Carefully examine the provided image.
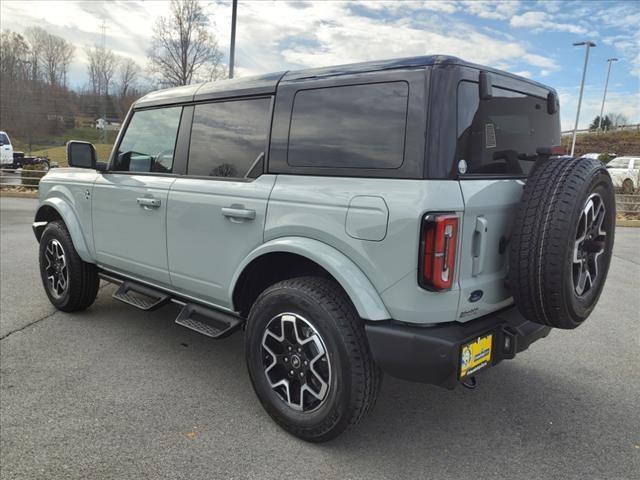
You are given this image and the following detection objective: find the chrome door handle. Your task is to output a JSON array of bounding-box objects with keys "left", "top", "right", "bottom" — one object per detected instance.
[
  {"left": 136, "top": 197, "right": 161, "bottom": 209},
  {"left": 221, "top": 206, "right": 256, "bottom": 221}
]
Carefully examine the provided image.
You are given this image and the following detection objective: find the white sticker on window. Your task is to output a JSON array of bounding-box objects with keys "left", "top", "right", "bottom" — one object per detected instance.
[{"left": 485, "top": 123, "right": 496, "bottom": 149}]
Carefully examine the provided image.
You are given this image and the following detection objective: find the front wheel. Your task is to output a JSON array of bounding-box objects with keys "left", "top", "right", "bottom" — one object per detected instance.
[
  {"left": 245, "top": 277, "right": 381, "bottom": 442},
  {"left": 39, "top": 221, "right": 99, "bottom": 312}
]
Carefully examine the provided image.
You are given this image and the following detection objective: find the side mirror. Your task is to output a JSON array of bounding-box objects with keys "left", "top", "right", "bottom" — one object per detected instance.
[{"left": 67, "top": 141, "right": 96, "bottom": 169}]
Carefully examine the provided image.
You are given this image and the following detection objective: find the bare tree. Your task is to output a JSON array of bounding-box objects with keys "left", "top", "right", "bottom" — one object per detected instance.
[
  {"left": 25, "top": 27, "right": 74, "bottom": 87},
  {"left": 24, "top": 26, "right": 46, "bottom": 83},
  {"left": 608, "top": 112, "right": 629, "bottom": 128},
  {"left": 0, "top": 31, "right": 47, "bottom": 145},
  {"left": 85, "top": 45, "right": 118, "bottom": 97},
  {"left": 117, "top": 58, "right": 140, "bottom": 99},
  {"left": 147, "top": 0, "right": 225, "bottom": 87}
]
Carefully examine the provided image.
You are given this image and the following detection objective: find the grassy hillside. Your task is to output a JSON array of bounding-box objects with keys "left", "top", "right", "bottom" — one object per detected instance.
[
  {"left": 561, "top": 129, "right": 640, "bottom": 159},
  {"left": 12, "top": 127, "right": 118, "bottom": 154},
  {"left": 32, "top": 144, "right": 114, "bottom": 167},
  {"left": 10, "top": 126, "right": 117, "bottom": 167}
]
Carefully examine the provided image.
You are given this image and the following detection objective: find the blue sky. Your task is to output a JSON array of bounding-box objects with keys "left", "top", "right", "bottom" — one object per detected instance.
[{"left": 2, "top": 0, "right": 638, "bottom": 130}]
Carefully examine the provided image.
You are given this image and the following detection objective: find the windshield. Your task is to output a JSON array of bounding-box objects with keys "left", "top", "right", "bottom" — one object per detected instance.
[
  {"left": 606, "top": 158, "right": 630, "bottom": 168},
  {"left": 0, "top": 133, "right": 9, "bottom": 144},
  {"left": 456, "top": 81, "right": 560, "bottom": 176}
]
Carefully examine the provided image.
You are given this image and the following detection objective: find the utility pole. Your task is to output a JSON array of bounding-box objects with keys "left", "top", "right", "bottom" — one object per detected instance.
[
  {"left": 100, "top": 19, "right": 108, "bottom": 145},
  {"left": 570, "top": 41, "right": 596, "bottom": 157},
  {"left": 598, "top": 57, "right": 618, "bottom": 131},
  {"left": 229, "top": 0, "right": 237, "bottom": 79}
]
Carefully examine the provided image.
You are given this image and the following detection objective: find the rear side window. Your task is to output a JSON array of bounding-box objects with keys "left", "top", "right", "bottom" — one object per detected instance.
[
  {"left": 288, "top": 82, "right": 409, "bottom": 169},
  {"left": 456, "top": 81, "right": 560, "bottom": 176},
  {"left": 188, "top": 98, "right": 271, "bottom": 178},
  {"left": 114, "top": 107, "right": 182, "bottom": 173}
]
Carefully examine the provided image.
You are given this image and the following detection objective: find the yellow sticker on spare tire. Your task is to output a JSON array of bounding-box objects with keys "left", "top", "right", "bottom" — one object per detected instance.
[{"left": 460, "top": 334, "right": 493, "bottom": 379}]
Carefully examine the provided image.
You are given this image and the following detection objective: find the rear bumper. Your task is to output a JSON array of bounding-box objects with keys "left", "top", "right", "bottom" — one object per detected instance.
[{"left": 365, "top": 307, "right": 550, "bottom": 389}]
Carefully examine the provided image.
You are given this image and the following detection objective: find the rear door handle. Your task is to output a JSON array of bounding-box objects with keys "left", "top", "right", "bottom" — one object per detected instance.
[
  {"left": 136, "top": 197, "right": 161, "bottom": 209},
  {"left": 472, "top": 216, "right": 488, "bottom": 277},
  {"left": 222, "top": 206, "right": 256, "bottom": 222}
]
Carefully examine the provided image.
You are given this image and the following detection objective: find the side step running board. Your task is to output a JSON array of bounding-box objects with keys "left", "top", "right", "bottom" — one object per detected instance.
[
  {"left": 175, "top": 303, "right": 244, "bottom": 339},
  {"left": 112, "top": 281, "right": 171, "bottom": 311}
]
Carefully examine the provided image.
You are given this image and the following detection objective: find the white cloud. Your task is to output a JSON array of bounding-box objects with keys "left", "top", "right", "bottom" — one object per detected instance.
[
  {"left": 460, "top": 0, "right": 520, "bottom": 20},
  {"left": 510, "top": 11, "right": 546, "bottom": 27},
  {"left": 510, "top": 10, "right": 588, "bottom": 35},
  {"left": 360, "top": 0, "right": 458, "bottom": 14},
  {"left": 522, "top": 53, "right": 557, "bottom": 70},
  {"left": 221, "top": 1, "right": 559, "bottom": 77},
  {"left": 558, "top": 87, "right": 640, "bottom": 131}
]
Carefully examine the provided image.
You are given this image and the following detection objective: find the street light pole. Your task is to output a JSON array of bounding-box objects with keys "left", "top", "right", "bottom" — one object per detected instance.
[
  {"left": 229, "top": 0, "right": 237, "bottom": 79},
  {"left": 597, "top": 57, "right": 618, "bottom": 131},
  {"left": 571, "top": 41, "right": 596, "bottom": 157}
]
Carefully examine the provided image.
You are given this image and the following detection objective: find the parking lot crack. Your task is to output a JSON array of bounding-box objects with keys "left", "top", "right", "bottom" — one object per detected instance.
[{"left": 0, "top": 310, "right": 60, "bottom": 341}]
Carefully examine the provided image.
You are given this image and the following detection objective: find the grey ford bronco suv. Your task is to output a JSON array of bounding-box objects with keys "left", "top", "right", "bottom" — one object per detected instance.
[{"left": 34, "top": 56, "right": 615, "bottom": 442}]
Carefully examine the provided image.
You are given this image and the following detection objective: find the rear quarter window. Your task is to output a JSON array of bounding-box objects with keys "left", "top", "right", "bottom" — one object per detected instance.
[{"left": 287, "top": 81, "right": 409, "bottom": 169}]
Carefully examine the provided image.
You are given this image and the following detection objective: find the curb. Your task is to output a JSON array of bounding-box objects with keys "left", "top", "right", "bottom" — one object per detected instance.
[
  {"left": 616, "top": 219, "right": 640, "bottom": 227},
  {"left": 0, "top": 191, "right": 39, "bottom": 199}
]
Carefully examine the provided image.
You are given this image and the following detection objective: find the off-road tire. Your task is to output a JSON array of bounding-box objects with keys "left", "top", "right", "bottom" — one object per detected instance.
[
  {"left": 39, "top": 220, "right": 99, "bottom": 312},
  {"left": 245, "top": 276, "right": 382, "bottom": 442},
  {"left": 509, "top": 157, "right": 615, "bottom": 329}
]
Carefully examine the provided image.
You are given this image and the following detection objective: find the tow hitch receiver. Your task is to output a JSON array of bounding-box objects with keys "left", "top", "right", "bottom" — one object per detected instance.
[{"left": 461, "top": 376, "right": 477, "bottom": 390}]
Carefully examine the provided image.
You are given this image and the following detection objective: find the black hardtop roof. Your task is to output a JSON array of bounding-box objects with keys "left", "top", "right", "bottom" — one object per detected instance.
[{"left": 134, "top": 55, "right": 555, "bottom": 108}]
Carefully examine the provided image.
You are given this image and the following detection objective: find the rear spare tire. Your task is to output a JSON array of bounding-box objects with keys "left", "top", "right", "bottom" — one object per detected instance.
[{"left": 509, "top": 157, "right": 615, "bottom": 329}]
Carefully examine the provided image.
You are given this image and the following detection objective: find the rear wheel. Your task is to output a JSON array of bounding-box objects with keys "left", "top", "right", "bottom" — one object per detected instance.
[
  {"left": 39, "top": 221, "right": 99, "bottom": 312},
  {"left": 509, "top": 157, "right": 615, "bottom": 329},
  {"left": 245, "top": 276, "right": 381, "bottom": 442},
  {"left": 622, "top": 178, "right": 634, "bottom": 194}
]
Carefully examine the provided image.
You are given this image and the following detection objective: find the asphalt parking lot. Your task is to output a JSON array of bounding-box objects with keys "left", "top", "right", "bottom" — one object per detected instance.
[{"left": 1, "top": 196, "right": 639, "bottom": 480}]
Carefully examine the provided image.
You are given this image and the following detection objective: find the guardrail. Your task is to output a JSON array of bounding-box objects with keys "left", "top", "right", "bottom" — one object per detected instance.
[
  {"left": 561, "top": 123, "right": 640, "bottom": 135},
  {"left": 616, "top": 194, "right": 640, "bottom": 214},
  {"left": 0, "top": 167, "right": 47, "bottom": 190}
]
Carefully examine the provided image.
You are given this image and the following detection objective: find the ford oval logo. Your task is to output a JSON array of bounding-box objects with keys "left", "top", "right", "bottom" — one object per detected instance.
[{"left": 469, "top": 290, "right": 483, "bottom": 303}]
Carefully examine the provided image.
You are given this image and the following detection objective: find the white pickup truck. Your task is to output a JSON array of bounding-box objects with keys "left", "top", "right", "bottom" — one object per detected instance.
[{"left": 0, "top": 131, "right": 13, "bottom": 167}]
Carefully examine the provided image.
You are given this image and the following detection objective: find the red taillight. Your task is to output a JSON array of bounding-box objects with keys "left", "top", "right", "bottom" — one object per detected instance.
[
  {"left": 419, "top": 214, "right": 458, "bottom": 291},
  {"left": 536, "top": 145, "right": 566, "bottom": 156}
]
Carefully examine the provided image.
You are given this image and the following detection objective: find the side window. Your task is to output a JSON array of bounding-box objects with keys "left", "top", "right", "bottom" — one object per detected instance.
[
  {"left": 187, "top": 98, "right": 271, "bottom": 178},
  {"left": 113, "top": 107, "right": 182, "bottom": 173},
  {"left": 287, "top": 82, "right": 409, "bottom": 169}
]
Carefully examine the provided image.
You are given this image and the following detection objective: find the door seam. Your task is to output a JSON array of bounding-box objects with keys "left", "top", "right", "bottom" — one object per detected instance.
[{"left": 165, "top": 178, "right": 178, "bottom": 286}]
